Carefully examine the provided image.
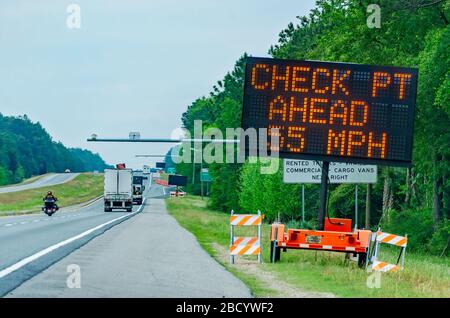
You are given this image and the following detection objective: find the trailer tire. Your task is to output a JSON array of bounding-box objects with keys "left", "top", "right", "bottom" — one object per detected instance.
[{"left": 127, "top": 208, "right": 132, "bottom": 212}]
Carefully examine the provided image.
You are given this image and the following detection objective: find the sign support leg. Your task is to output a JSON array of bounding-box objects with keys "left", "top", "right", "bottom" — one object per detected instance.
[
  {"left": 201, "top": 161, "right": 204, "bottom": 200},
  {"left": 230, "top": 210, "right": 235, "bottom": 264},
  {"left": 301, "top": 184, "right": 305, "bottom": 224},
  {"left": 318, "top": 161, "right": 329, "bottom": 231},
  {"left": 257, "top": 210, "right": 262, "bottom": 263},
  {"left": 355, "top": 184, "right": 358, "bottom": 230}
]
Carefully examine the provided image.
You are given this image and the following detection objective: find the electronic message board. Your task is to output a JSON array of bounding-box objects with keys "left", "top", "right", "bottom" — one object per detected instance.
[
  {"left": 156, "top": 162, "right": 166, "bottom": 169},
  {"left": 242, "top": 57, "right": 418, "bottom": 166},
  {"left": 168, "top": 175, "right": 188, "bottom": 187}
]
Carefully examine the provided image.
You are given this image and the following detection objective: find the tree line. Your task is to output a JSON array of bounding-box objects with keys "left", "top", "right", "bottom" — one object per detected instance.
[
  {"left": 0, "top": 113, "right": 110, "bottom": 185},
  {"left": 176, "top": 0, "right": 450, "bottom": 255}
]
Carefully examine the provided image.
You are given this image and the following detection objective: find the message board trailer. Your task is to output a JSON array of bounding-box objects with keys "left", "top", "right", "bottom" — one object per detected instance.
[
  {"left": 242, "top": 57, "right": 417, "bottom": 269},
  {"left": 168, "top": 175, "right": 188, "bottom": 187},
  {"left": 242, "top": 56, "right": 418, "bottom": 230}
]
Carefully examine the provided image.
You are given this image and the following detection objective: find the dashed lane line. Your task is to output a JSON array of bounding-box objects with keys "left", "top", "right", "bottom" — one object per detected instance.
[{"left": 2, "top": 212, "right": 87, "bottom": 228}]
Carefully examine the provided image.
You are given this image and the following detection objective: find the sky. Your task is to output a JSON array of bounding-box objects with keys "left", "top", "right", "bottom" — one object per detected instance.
[{"left": 0, "top": 0, "right": 316, "bottom": 169}]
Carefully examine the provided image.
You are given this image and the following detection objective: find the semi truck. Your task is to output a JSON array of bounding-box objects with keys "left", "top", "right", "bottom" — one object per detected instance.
[
  {"left": 132, "top": 172, "right": 145, "bottom": 205},
  {"left": 104, "top": 168, "right": 133, "bottom": 212}
]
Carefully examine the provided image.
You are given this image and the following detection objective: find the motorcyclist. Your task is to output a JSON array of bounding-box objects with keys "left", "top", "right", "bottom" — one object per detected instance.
[{"left": 43, "top": 191, "right": 59, "bottom": 210}]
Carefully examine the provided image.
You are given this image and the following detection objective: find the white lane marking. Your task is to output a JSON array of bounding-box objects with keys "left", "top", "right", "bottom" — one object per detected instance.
[
  {"left": 81, "top": 196, "right": 104, "bottom": 209},
  {"left": 4, "top": 224, "right": 12, "bottom": 227},
  {"left": 0, "top": 199, "right": 146, "bottom": 279},
  {"left": 19, "top": 222, "right": 27, "bottom": 225}
]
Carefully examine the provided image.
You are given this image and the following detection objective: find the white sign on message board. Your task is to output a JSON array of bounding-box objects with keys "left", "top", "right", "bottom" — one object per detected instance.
[{"left": 283, "top": 159, "right": 377, "bottom": 184}]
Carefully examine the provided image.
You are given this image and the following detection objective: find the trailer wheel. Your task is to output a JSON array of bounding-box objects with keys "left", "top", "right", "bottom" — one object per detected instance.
[
  {"left": 270, "top": 241, "right": 281, "bottom": 263},
  {"left": 127, "top": 208, "right": 132, "bottom": 212}
]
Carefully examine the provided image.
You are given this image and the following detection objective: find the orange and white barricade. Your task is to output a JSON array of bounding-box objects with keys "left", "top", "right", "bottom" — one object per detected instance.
[
  {"left": 369, "top": 229, "right": 407, "bottom": 272},
  {"left": 170, "top": 190, "right": 186, "bottom": 197},
  {"left": 229, "top": 210, "right": 262, "bottom": 264}
]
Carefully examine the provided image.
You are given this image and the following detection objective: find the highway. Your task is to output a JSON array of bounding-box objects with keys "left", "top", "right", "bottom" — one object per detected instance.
[
  {"left": 0, "top": 173, "right": 80, "bottom": 194},
  {"left": 0, "top": 182, "right": 251, "bottom": 297},
  {"left": 0, "top": 179, "right": 155, "bottom": 295}
]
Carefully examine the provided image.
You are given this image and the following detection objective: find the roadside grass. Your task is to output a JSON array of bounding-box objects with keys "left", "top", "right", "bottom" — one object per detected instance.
[
  {"left": 0, "top": 173, "right": 48, "bottom": 188},
  {"left": 0, "top": 173, "right": 104, "bottom": 216},
  {"left": 166, "top": 196, "right": 450, "bottom": 298}
]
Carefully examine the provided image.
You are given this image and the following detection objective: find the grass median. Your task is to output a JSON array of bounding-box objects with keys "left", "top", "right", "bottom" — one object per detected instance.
[
  {"left": 166, "top": 195, "right": 450, "bottom": 298},
  {"left": 0, "top": 173, "right": 104, "bottom": 216},
  {"left": 0, "top": 173, "right": 48, "bottom": 188}
]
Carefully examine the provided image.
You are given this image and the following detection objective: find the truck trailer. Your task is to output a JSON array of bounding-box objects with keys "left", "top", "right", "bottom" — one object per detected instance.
[{"left": 104, "top": 168, "right": 133, "bottom": 212}]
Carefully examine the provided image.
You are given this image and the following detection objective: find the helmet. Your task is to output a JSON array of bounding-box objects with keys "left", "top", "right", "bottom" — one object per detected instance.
[{"left": 47, "top": 191, "right": 52, "bottom": 195}]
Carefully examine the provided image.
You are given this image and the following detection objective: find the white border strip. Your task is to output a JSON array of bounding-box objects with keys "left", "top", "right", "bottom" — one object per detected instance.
[{"left": 0, "top": 199, "right": 146, "bottom": 279}]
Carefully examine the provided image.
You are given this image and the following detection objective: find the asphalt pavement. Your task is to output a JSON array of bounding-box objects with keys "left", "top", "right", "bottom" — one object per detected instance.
[
  {"left": 0, "top": 173, "right": 80, "bottom": 194},
  {"left": 3, "top": 184, "right": 252, "bottom": 298}
]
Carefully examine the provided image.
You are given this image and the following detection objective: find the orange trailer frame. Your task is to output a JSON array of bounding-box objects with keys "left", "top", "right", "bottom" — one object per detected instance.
[{"left": 270, "top": 217, "right": 373, "bottom": 266}]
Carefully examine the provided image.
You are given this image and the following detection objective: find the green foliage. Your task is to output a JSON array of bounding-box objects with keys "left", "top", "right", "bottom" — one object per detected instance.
[
  {"left": 428, "top": 220, "right": 450, "bottom": 256},
  {"left": 0, "top": 114, "right": 109, "bottom": 185},
  {"left": 329, "top": 184, "right": 366, "bottom": 221},
  {"left": 382, "top": 208, "right": 434, "bottom": 252},
  {"left": 239, "top": 159, "right": 320, "bottom": 223},
  {"left": 0, "top": 166, "right": 10, "bottom": 186}
]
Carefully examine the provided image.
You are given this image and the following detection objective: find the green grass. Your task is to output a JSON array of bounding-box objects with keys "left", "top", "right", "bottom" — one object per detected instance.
[
  {"left": 166, "top": 196, "right": 450, "bottom": 298},
  {"left": 0, "top": 173, "right": 48, "bottom": 188},
  {"left": 0, "top": 173, "right": 104, "bottom": 215}
]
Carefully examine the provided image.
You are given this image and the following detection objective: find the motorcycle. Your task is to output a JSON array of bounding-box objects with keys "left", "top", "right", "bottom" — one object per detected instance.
[{"left": 42, "top": 198, "right": 59, "bottom": 216}]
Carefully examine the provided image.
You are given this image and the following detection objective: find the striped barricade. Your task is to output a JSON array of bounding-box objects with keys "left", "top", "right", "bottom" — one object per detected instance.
[
  {"left": 230, "top": 237, "right": 261, "bottom": 255},
  {"left": 369, "top": 229, "right": 407, "bottom": 273},
  {"left": 230, "top": 214, "right": 262, "bottom": 226},
  {"left": 229, "top": 210, "right": 262, "bottom": 264},
  {"left": 371, "top": 260, "right": 401, "bottom": 273},
  {"left": 376, "top": 231, "right": 407, "bottom": 247},
  {"left": 170, "top": 191, "right": 186, "bottom": 197}
]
